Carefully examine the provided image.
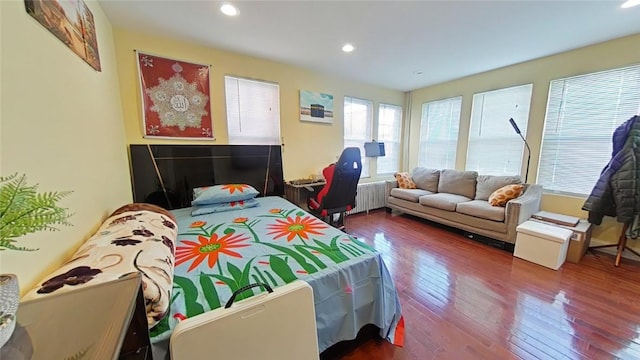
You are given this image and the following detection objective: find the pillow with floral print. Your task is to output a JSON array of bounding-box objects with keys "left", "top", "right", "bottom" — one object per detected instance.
[
  {"left": 192, "top": 184, "right": 259, "bottom": 206},
  {"left": 191, "top": 198, "right": 259, "bottom": 216}
]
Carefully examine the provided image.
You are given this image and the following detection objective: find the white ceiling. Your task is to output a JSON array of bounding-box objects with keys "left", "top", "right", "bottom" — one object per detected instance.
[{"left": 99, "top": 0, "right": 640, "bottom": 92}]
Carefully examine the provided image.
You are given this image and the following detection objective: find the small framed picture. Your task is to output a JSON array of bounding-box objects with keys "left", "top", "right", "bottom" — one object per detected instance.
[
  {"left": 25, "top": 0, "right": 101, "bottom": 71},
  {"left": 300, "top": 90, "right": 334, "bottom": 124}
]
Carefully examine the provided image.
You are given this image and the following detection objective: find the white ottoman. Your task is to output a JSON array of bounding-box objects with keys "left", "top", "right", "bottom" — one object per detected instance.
[{"left": 514, "top": 220, "right": 573, "bottom": 270}]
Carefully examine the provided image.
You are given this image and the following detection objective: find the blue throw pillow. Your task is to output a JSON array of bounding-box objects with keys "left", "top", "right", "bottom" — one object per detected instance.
[
  {"left": 191, "top": 198, "right": 259, "bottom": 216},
  {"left": 192, "top": 184, "right": 259, "bottom": 206}
]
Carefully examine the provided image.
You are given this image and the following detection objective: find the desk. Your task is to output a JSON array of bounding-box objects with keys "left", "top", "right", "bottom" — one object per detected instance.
[{"left": 285, "top": 181, "right": 325, "bottom": 210}]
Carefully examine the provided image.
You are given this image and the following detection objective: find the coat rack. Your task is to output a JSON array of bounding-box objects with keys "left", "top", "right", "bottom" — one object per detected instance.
[
  {"left": 583, "top": 115, "right": 640, "bottom": 267},
  {"left": 590, "top": 222, "right": 640, "bottom": 266}
]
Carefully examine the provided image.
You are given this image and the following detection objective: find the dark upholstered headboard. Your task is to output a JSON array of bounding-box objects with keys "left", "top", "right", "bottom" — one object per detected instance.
[{"left": 129, "top": 144, "right": 284, "bottom": 210}]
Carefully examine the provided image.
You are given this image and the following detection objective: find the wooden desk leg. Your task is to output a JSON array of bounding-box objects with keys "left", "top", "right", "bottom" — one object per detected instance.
[{"left": 615, "top": 223, "right": 630, "bottom": 267}]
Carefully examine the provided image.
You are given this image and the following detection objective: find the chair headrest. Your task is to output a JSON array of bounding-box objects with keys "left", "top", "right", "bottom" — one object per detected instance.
[{"left": 337, "top": 147, "right": 361, "bottom": 170}]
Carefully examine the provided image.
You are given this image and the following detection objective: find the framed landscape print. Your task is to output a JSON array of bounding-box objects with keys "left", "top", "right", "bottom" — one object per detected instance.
[
  {"left": 300, "top": 90, "right": 334, "bottom": 124},
  {"left": 25, "top": 0, "right": 101, "bottom": 71},
  {"left": 136, "top": 51, "right": 213, "bottom": 140}
]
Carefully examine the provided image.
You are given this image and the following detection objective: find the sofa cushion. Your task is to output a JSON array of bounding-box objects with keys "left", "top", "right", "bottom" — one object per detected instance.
[
  {"left": 390, "top": 188, "right": 434, "bottom": 202},
  {"left": 437, "top": 169, "right": 478, "bottom": 199},
  {"left": 411, "top": 166, "right": 440, "bottom": 192},
  {"left": 395, "top": 172, "right": 416, "bottom": 189},
  {"left": 456, "top": 200, "right": 505, "bottom": 222},
  {"left": 489, "top": 184, "right": 524, "bottom": 207},
  {"left": 412, "top": 167, "right": 440, "bottom": 192},
  {"left": 419, "top": 193, "right": 471, "bottom": 211},
  {"left": 475, "top": 175, "right": 522, "bottom": 200}
]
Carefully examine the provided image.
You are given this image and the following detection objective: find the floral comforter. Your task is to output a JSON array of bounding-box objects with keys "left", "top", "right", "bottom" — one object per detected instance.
[
  {"left": 151, "top": 196, "right": 403, "bottom": 354},
  {"left": 23, "top": 209, "right": 178, "bottom": 328}
]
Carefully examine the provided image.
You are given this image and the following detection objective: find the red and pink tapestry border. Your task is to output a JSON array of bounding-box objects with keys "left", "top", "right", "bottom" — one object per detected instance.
[{"left": 136, "top": 51, "right": 213, "bottom": 140}]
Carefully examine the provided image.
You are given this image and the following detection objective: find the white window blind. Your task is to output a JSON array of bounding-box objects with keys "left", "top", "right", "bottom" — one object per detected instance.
[
  {"left": 538, "top": 64, "right": 640, "bottom": 196},
  {"left": 344, "top": 96, "right": 373, "bottom": 178},
  {"left": 418, "top": 96, "right": 462, "bottom": 170},
  {"left": 377, "top": 103, "right": 402, "bottom": 175},
  {"left": 466, "top": 84, "right": 533, "bottom": 177},
  {"left": 224, "top": 76, "right": 281, "bottom": 145}
]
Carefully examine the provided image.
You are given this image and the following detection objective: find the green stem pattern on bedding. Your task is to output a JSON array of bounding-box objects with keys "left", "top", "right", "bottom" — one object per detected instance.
[
  {"left": 268, "top": 255, "right": 297, "bottom": 283},
  {"left": 173, "top": 276, "right": 205, "bottom": 317},
  {"left": 151, "top": 201, "right": 382, "bottom": 342},
  {"left": 230, "top": 219, "right": 262, "bottom": 242},
  {"left": 293, "top": 245, "right": 327, "bottom": 269},
  {"left": 258, "top": 242, "right": 318, "bottom": 274},
  {"left": 199, "top": 274, "right": 220, "bottom": 310}
]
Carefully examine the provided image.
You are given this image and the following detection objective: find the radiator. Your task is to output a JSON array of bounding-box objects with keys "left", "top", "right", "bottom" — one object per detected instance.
[{"left": 348, "top": 181, "right": 387, "bottom": 214}]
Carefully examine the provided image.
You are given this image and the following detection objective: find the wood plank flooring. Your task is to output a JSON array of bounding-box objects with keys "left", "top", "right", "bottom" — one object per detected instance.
[{"left": 323, "top": 210, "right": 640, "bottom": 360}]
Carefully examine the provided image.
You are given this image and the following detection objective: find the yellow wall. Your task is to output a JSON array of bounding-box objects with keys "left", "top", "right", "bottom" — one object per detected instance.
[
  {"left": 1, "top": 0, "right": 636, "bottom": 291},
  {"left": 112, "top": 28, "right": 405, "bottom": 181},
  {"left": 0, "top": 0, "right": 132, "bottom": 293},
  {"left": 408, "top": 33, "right": 640, "bottom": 253}
]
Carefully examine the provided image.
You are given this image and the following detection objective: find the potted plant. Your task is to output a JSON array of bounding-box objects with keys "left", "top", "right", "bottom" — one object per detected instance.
[
  {"left": 0, "top": 173, "right": 72, "bottom": 348},
  {"left": 0, "top": 173, "right": 72, "bottom": 251}
]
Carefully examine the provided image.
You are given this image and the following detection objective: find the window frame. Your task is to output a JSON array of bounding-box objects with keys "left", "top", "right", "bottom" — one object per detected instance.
[
  {"left": 376, "top": 103, "right": 403, "bottom": 175},
  {"left": 466, "top": 83, "right": 534, "bottom": 178},
  {"left": 344, "top": 96, "right": 374, "bottom": 178},
  {"left": 537, "top": 64, "right": 640, "bottom": 196},
  {"left": 418, "top": 96, "right": 462, "bottom": 170},
  {"left": 224, "top": 75, "right": 281, "bottom": 145}
]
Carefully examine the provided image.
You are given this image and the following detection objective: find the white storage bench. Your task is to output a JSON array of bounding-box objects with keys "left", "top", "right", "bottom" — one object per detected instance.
[{"left": 514, "top": 220, "right": 573, "bottom": 270}]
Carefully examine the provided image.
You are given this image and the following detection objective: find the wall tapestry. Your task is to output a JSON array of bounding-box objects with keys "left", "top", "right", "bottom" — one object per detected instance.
[
  {"left": 300, "top": 90, "right": 334, "bottom": 124},
  {"left": 136, "top": 51, "right": 213, "bottom": 140},
  {"left": 25, "top": 0, "right": 101, "bottom": 71}
]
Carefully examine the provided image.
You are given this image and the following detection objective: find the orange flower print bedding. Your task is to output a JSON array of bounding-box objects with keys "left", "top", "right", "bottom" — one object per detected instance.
[{"left": 153, "top": 196, "right": 377, "bottom": 341}]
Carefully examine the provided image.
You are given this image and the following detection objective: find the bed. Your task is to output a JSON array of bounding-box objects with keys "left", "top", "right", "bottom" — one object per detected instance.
[
  {"left": 151, "top": 195, "right": 404, "bottom": 358},
  {"left": 25, "top": 145, "right": 404, "bottom": 358}
]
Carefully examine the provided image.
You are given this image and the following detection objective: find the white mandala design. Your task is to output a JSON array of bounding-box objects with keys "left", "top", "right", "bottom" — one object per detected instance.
[{"left": 145, "top": 70, "right": 209, "bottom": 131}]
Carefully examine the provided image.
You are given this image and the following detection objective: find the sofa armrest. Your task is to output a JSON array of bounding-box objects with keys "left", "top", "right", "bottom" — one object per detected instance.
[
  {"left": 385, "top": 179, "right": 398, "bottom": 195},
  {"left": 504, "top": 184, "right": 542, "bottom": 243},
  {"left": 385, "top": 180, "right": 398, "bottom": 206}
]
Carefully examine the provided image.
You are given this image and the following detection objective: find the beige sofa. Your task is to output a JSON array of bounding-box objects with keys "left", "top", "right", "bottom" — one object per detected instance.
[{"left": 386, "top": 168, "right": 542, "bottom": 247}]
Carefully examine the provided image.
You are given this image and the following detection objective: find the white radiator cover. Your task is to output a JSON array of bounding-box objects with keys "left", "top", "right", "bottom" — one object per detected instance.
[{"left": 348, "top": 181, "right": 387, "bottom": 214}]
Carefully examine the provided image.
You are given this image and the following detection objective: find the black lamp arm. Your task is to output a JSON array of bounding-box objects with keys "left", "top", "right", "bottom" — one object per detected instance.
[
  {"left": 518, "top": 132, "right": 531, "bottom": 183},
  {"left": 509, "top": 118, "right": 521, "bottom": 134},
  {"left": 509, "top": 118, "right": 531, "bottom": 183}
]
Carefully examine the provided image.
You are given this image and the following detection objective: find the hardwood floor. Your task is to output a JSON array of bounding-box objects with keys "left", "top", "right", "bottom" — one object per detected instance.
[{"left": 323, "top": 210, "right": 640, "bottom": 360}]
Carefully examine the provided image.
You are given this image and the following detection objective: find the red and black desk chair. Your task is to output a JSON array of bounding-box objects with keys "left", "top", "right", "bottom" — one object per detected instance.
[{"left": 307, "top": 147, "right": 362, "bottom": 230}]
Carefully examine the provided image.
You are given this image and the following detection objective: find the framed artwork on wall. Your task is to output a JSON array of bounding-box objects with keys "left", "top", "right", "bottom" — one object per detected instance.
[
  {"left": 300, "top": 90, "right": 334, "bottom": 124},
  {"left": 25, "top": 0, "right": 101, "bottom": 71},
  {"left": 136, "top": 51, "right": 214, "bottom": 140}
]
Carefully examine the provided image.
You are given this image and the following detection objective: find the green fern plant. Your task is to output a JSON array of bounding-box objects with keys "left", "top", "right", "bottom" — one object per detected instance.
[{"left": 0, "top": 173, "right": 72, "bottom": 251}]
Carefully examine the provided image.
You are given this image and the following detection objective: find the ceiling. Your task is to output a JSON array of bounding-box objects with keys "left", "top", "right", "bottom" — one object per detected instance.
[{"left": 99, "top": 0, "right": 640, "bottom": 92}]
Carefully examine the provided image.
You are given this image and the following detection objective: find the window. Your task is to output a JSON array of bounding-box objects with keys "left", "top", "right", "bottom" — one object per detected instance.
[
  {"left": 377, "top": 103, "right": 402, "bottom": 174},
  {"left": 466, "top": 84, "right": 533, "bottom": 177},
  {"left": 224, "top": 76, "right": 281, "bottom": 145},
  {"left": 418, "top": 96, "right": 462, "bottom": 169},
  {"left": 538, "top": 64, "right": 640, "bottom": 196},
  {"left": 344, "top": 96, "right": 373, "bottom": 177}
]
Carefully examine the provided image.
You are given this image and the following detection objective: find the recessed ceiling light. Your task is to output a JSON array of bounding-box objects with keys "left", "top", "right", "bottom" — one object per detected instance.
[
  {"left": 342, "top": 43, "right": 355, "bottom": 53},
  {"left": 220, "top": 3, "right": 239, "bottom": 16},
  {"left": 621, "top": 0, "right": 640, "bottom": 8}
]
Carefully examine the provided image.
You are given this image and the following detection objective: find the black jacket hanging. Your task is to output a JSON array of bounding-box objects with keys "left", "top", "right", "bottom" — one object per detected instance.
[{"left": 583, "top": 115, "right": 640, "bottom": 225}]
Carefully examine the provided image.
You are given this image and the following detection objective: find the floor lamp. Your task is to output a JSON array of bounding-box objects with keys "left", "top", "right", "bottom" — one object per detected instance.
[{"left": 509, "top": 118, "right": 530, "bottom": 183}]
